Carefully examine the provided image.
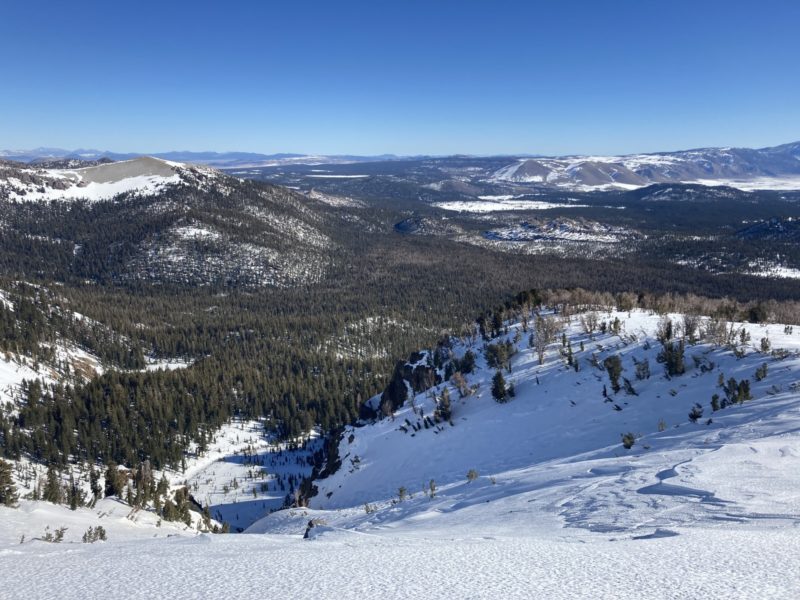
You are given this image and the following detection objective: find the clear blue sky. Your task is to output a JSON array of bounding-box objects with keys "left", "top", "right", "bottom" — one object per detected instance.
[{"left": 2, "top": 0, "right": 798, "bottom": 156}]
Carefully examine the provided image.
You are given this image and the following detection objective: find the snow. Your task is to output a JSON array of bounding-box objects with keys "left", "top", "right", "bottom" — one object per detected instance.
[
  {"left": 0, "top": 157, "right": 198, "bottom": 203},
  {"left": 305, "top": 174, "right": 369, "bottom": 179},
  {"left": 1, "top": 310, "right": 800, "bottom": 597},
  {"left": 485, "top": 219, "right": 635, "bottom": 244},
  {"left": 490, "top": 154, "right": 800, "bottom": 191},
  {"left": 306, "top": 189, "right": 366, "bottom": 208},
  {"left": 144, "top": 357, "right": 193, "bottom": 371},
  {"left": 6, "top": 173, "right": 182, "bottom": 203},
  {"left": 478, "top": 194, "right": 523, "bottom": 201},
  {"left": 169, "top": 420, "right": 320, "bottom": 532},
  {"left": 434, "top": 199, "right": 589, "bottom": 213},
  {"left": 0, "top": 289, "right": 12, "bottom": 310},
  {"left": 0, "top": 355, "right": 43, "bottom": 405},
  {"left": 0, "top": 294, "right": 105, "bottom": 404},
  {"left": 745, "top": 263, "right": 800, "bottom": 280},
  {"left": 171, "top": 225, "right": 221, "bottom": 241},
  {"left": 0, "top": 497, "right": 195, "bottom": 548},
  {"left": 692, "top": 177, "right": 800, "bottom": 191},
  {"left": 310, "top": 312, "right": 800, "bottom": 511},
  {"left": 0, "top": 525, "right": 797, "bottom": 599}
]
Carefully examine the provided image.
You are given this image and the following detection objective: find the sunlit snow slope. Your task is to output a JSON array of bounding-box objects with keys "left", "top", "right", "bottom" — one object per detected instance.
[{"left": 1, "top": 309, "right": 799, "bottom": 599}]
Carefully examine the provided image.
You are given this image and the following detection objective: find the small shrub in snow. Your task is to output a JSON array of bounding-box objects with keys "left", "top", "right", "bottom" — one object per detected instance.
[
  {"left": 82, "top": 526, "right": 107, "bottom": 543},
  {"left": 755, "top": 363, "right": 768, "bottom": 382},
  {"left": 466, "top": 469, "right": 479, "bottom": 483},
  {"left": 657, "top": 340, "right": 685, "bottom": 376},
  {"left": 41, "top": 526, "right": 67, "bottom": 543},
  {"left": 485, "top": 343, "right": 508, "bottom": 370},
  {"left": 434, "top": 388, "right": 452, "bottom": 421},
  {"left": 580, "top": 312, "right": 599, "bottom": 336},
  {"left": 634, "top": 358, "right": 650, "bottom": 380},
  {"left": 451, "top": 372, "right": 470, "bottom": 398},
  {"left": 688, "top": 403, "right": 704, "bottom": 423},
  {"left": 683, "top": 314, "right": 701, "bottom": 344},
  {"left": 723, "top": 378, "right": 752, "bottom": 406},
  {"left": 623, "top": 378, "right": 638, "bottom": 396},
  {"left": 656, "top": 317, "right": 674, "bottom": 345},
  {"left": 621, "top": 432, "right": 636, "bottom": 449}
]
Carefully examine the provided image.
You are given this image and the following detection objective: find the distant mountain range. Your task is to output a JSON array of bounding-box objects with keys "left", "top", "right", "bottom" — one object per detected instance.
[
  {"left": 490, "top": 141, "right": 800, "bottom": 191},
  {"left": 2, "top": 141, "right": 800, "bottom": 190},
  {"left": 0, "top": 148, "right": 406, "bottom": 168}
]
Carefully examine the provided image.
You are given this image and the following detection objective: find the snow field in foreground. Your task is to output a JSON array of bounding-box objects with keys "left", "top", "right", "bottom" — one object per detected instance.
[{"left": 0, "top": 526, "right": 797, "bottom": 599}]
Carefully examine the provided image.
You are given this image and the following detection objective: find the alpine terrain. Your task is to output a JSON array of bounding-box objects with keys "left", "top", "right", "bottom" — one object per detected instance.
[{"left": 2, "top": 2, "right": 800, "bottom": 597}]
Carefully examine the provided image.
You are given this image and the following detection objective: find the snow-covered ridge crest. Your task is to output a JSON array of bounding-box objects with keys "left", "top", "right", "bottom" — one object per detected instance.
[{"left": 0, "top": 156, "right": 222, "bottom": 203}]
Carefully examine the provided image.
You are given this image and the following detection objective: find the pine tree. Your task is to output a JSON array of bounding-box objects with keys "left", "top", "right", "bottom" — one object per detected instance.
[
  {"left": 43, "top": 465, "right": 62, "bottom": 504},
  {"left": 104, "top": 462, "right": 124, "bottom": 497},
  {"left": 89, "top": 466, "right": 101, "bottom": 504},
  {"left": 491, "top": 371, "right": 507, "bottom": 403},
  {"left": 0, "top": 459, "right": 18, "bottom": 507},
  {"left": 603, "top": 355, "right": 623, "bottom": 393}
]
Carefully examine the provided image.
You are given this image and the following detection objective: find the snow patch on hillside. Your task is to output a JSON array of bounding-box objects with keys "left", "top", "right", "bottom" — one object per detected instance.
[
  {"left": 692, "top": 176, "right": 800, "bottom": 191},
  {"left": 745, "top": 261, "right": 800, "bottom": 280},
  {"left": 0, "top": 355, "right": 44, "bottom": 405},
  {"left": 175, "top": 420, "right": 321, "bottom": 532},
  {"left": 4, "top": 171, "right": 181, "bottom": 203},
  {"left": 434, "top": 199, "right": 588, "bottom": 213},
  {"left": 485, "top": 219, "right": 637, "bottom": 244}
]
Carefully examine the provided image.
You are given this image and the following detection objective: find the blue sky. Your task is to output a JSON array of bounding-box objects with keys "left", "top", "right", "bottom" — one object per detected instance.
[{"left": 1, "top": 0, "right": 798, "bottom": 155}]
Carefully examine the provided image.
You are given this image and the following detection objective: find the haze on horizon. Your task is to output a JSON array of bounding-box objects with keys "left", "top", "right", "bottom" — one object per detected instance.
[{"left": 2, "top": 0, "right": 798, "bottom": 156}]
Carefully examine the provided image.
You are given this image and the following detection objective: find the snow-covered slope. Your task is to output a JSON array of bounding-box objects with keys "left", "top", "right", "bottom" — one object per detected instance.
[
  {"left": 304, "top": 311, "right": 800, "bottom": 520},
  {"left": 0, "top": 497, "right": 194, "bottom": 547},
  {"left": 0, "top": 156, "right": 219, "bottom": 202},
  {"left": 491, "top": 143, "right": 800, "bottom": 191},
  {"left": 1, "top": 308, "right": 800, "bottom": 598}
]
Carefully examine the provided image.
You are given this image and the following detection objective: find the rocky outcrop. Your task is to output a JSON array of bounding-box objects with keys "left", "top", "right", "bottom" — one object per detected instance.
[{"left": 359, "top": 350, "right": 442, "bottom": 420}]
